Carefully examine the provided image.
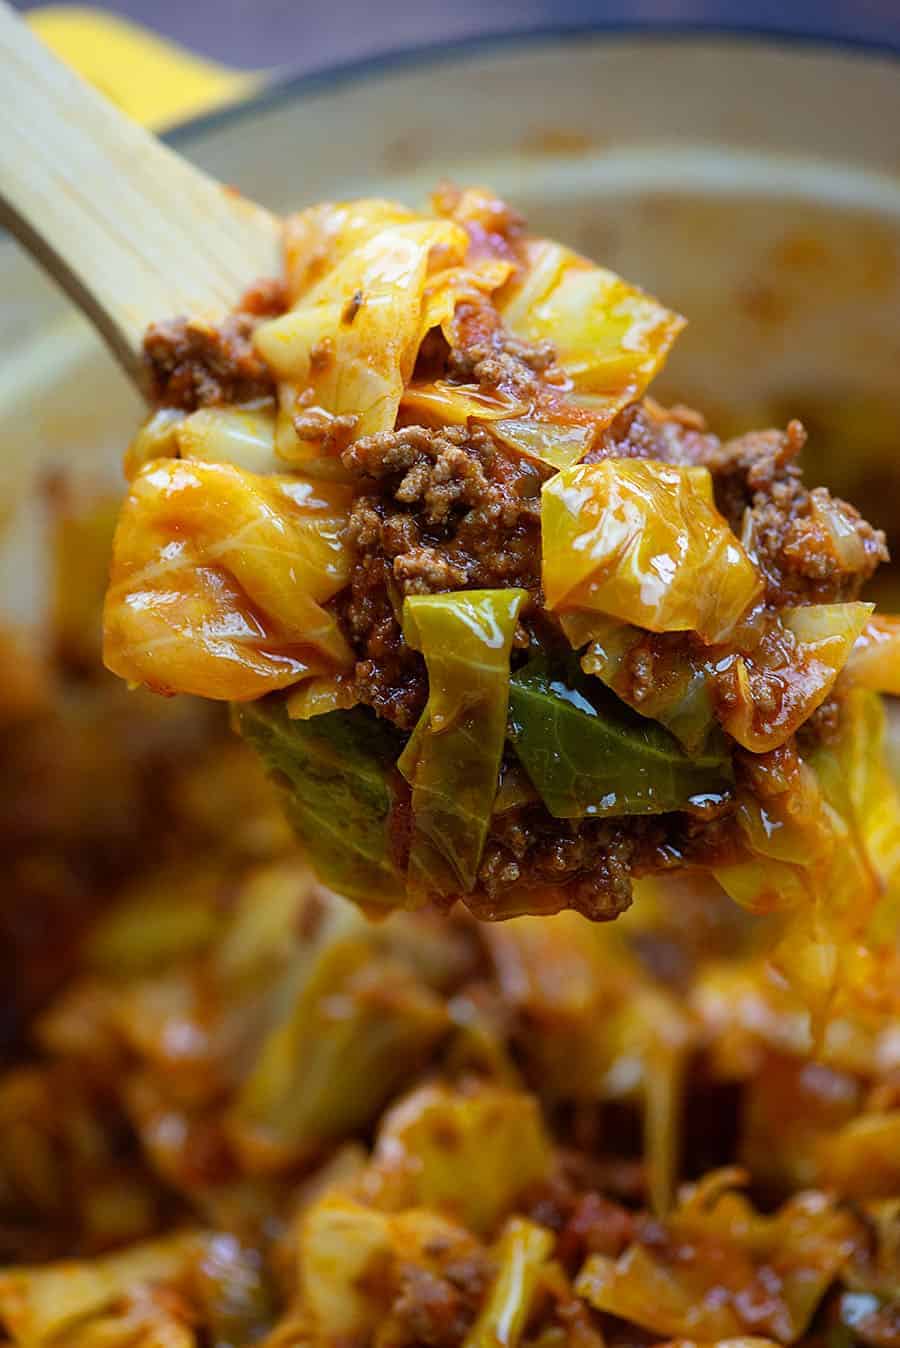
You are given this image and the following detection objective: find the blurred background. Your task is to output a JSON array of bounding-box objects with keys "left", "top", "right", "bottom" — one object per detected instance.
[{"left": 9, "top": 0, "right": 900, "bottom": 78}]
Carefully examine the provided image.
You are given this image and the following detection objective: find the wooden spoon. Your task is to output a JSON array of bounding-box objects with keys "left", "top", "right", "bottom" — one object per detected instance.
[{"left": 0, "top": 0, "right": 280, "bottom": 392}]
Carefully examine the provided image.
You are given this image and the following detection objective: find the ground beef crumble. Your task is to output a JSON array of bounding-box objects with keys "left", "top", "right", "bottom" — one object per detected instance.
[
  {"left": 685, "top": 418, "right": 888, "bottom": 605},
  {"left": 143, "top": 279, "right": 284, "bottom": 409},
  {"left": 474, "top": 798, "right": 737, "bottom": 923},
  {"left": 445, "top": 317, "right": 559, "bottom": 399},
  {"left": 339, "top": 424, "right": 545, "bottom": 728},
  {"left": 388, "top": 1259, "right": 489, "bottom": 1348}
]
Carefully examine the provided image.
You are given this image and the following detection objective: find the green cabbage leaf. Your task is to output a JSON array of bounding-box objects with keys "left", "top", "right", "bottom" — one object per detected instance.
[{"left": 508, "top": 656, "right": 733, "bottom": 819}]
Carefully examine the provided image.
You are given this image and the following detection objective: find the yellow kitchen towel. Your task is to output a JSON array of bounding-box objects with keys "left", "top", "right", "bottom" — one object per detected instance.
[{"left": 26, "top": 6, "right": 264, "bottom": 129}]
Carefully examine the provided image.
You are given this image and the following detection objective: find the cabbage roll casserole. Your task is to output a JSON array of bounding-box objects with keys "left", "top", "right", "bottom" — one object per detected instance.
[
  {"left": 102, "top": 187, "right": 899, "bottom": 1012},
  {"left": 1, "top": 522, "right": 899, "bottom": 1347}
]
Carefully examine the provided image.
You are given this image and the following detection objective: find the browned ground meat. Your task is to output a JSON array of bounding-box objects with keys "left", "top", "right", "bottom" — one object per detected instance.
[
  {"left": 143, "top": 281, "right": 284, "bottom": 409},
  {"left": 389, "top": 1259, "right": 489, "bottom": 1348},
  {"left": 474, "top": 798, "right": 737, "bottom": 923},
  {"left": 446, "top": 319, "right": 558, "bottom": 395},
  {"left": 688, "top": 419, "right": 888, "bottom": 605},
  {"left": 339, "top": 424, "right": 545, "bottom": 728},
  {"left": 594, "top": 399, "right": 720, "bottom": 463}
]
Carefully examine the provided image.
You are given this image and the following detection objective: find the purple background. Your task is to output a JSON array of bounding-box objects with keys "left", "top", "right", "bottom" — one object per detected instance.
[{"left": 10, "top": 1, "right": 900, "bottom": 70}]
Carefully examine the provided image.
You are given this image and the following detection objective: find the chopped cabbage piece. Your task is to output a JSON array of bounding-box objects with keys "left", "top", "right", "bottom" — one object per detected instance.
[
  {"left": 255, "top": 219, "right": 468, "bottom": 466},
  {"left": 175, "top": 404, "right": 279, "bottom": 474},
  {"left": 283, "top": 198, "right": 417, "bottom": 304},
  {"left": 542, "top": 461, "right": 762, "bottom": 643},
  {"left": 285, "top": 672, "right": 358, "bottom": 719},
  {"left": 508, "top": 656, "right": 733, "bottom": 819},
  {"left": 562, "top": 611, "right": 716, "bottom": 753},
  {"left": 235, "top": 699, "right": 407, "bottom": 911},
  {"left": 0, "top": 1232, "right": 204, "bottom": 1347},
  {"left": 847, "top": 614, "right": 900, "bottom": 695},
  {"left": 500, "top": 239, "right": 685, "bottom": 424},
  {"left": 718, "top": 602, "right": 873, "bottom": 753},
  {"left": 576, "top": 1243, "right": 745, "bottom": 1340},
  {"left": 487, "top": 415, "right": 597, "bottom": 471},
  {"left": 400, "top": 589, "right": 527, "bottom": 897},
  {"left": 400, "top": 379, "right": 523, "bottom": 427},
  {"left": 124, "top": 406, "right": 185, "bottom": 479},
  {"left": 230, "top": 935, "right": 447, "bottom": 1166},
  {"left": 463, "top": 1218, "right": 554, "bottom": 1348},
  {"left": 816, "top": 1112, "right": 900, "bottom": 1199},
  {"left": 104, "top": 460, "right": 353, "bottom": 700},
  {"left": 809, "top": 688, "right": 900, "bottom": 915},
  {"left": 364, "top": 1082, "right": 553, "bottom": 1235},
  {"left": 300, "top": 1194, "right": 481, "bottom": 1344},
  {"left": 577, "top": 1181, "right": 860, "bottom": 1344},
  {"left": 417, "top": 255, "right": 517, "bottom": 349}
]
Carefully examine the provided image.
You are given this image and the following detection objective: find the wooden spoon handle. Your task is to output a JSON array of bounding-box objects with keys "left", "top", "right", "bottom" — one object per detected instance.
[{"left": 0, "top": 0, "right": 279, "bottom": 390}]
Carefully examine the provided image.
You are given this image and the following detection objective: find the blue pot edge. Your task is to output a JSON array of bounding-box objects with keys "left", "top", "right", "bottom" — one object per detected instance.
[{"left": 164, "top": 19, "right": 900, "bottom": 151}]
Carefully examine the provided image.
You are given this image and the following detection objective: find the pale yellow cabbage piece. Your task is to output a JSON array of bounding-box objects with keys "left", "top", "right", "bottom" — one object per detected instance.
[
  {"left": 485, "top": 913, "right": 692, "bottom": 1215},
  {"left": 283, "top": 198, "right": 418, "bottom": 304},
  {"left": 488, "top": 416, "right": 597, "bottom": 470},
  {"left": 416, "top": 255, "right": 516, "bottom": 347},
  {"left": 285, "top": 673, "right": 358, "bottom": 719},
  {"left": 104, "top": 459, "right": 353, "bottom": 700},
  {"left": 542, "top": 460, "right": 762, "bottom": 643},
  {"left": 576, "top": 1243, "right": 746, "bottom": 1341},
  {"left": 0, "top": 1231, "right": 204, "bottom": 1347},
  {"left": 124, "top": 407, "right": 185, "bottom": 479},
  {"left": 363, "top": 1082, "right": 553, "bottom": 1235},
  {"left": 463, "top": 1218, "right": 554, "bottom": 1348},
  {"left": 229, "top": 935, "right": 447, "bottom": 1167},
  {"left": 125, "top": 405, "right": 279, "bottom": 478},
  {"left": 719, "top": 602, "right": 873, "bottom": 753},
  {"left": 175, "top": 405, "right": 279, "bottom": 474},
  {"left": 500, "top": 239, "right": 685, "bottom": 422},
  {"left": 400, "top": 379, "right": 522, "bottom": 427},
  {"left": 816, "top": 1112, "right": 900, "bottom": 1199},
  {"left": 255, "top": 219, "right": 469, "bottom": 466},
  {"left": 300, "top": 1194, "right": 480, "bottom": 1344},
  {"left": 847, "top": 615, "right": 900, "bottom": 695}
]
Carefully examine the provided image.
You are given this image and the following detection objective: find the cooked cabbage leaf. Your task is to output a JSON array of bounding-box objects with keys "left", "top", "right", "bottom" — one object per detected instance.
[
  {"left": 175, "top": 404, "right": 279, "bottom": 474},
  {"left": 847, "top": 614, "right": 900, "bottom": 695},
  {"left": 809, "top": 687, "right": 900, "bottom": 913},
  {"left": 417, "top": 255, "right": 516, "bottom": 350},
  {"left": 301, "top": 1194, "right": 481, "bottom": 1345},
  {"left": 235, "top": 698, "right": 408, "bottom": 910},
  {"left": 104, "top": 460, "right": 353, "bottom": 700},
  {"left": 508, "top": 657, "right": 733, "bottom": 819},
  {"left": 399, "top": 589, "right": 527, "bottom": 898},
  {"left": 282, "top": 197, "right": 418, "bottom": 304},
  {"left": 400, "top": 379, "right": 523, "bottom": 427},
  {"left": 576, "top": 1242, "right": 745, "bottom": 1340},
  {"left": 463, "top": 1218, "right": 554, "bottom": 1348},
  {"left": 561, "top": 611, "right": 716, "bottom": 753},
  {"left": 718, "top": 602, "right": 873, "bottom": 753},
  {"left": 0, "top": 1231, "right": 204, "bottom": 1347},
  {"left": 255, "top": 219, "right": 468, "bottom": 468},
  {"left": 715, "top": 690, "right": 900, "bottom": 1011},
  {"left": 542, "top": 460, "right": 762, "bottom": 643},
  {"left": 285, "top": 673, "right": 359, "bottom": 719},
  {"left": 487, "top": 414, "right": 598, "bottom": 470},
  {"left": 230, "top": 935, "right": 447, "bottom": 1164},
  {"left": 364, "top": 1082, "right": 553, "bottom": 1235},
  {"left": 500, "top": 238, "right": 685, "bottom": 424}
]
